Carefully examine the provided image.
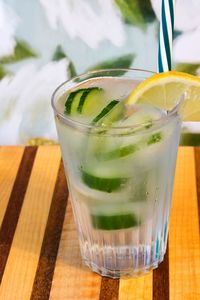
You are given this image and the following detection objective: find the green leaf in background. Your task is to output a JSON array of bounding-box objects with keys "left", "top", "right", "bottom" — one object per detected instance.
[
  {"left": 175, "top": 63, "right": 200, "bottom": 75},
  {"left": 87, "top": 54, "right": 135, "bottom": 77},
  {"left": 180, "top": 132, "right": 200, "bottom": 146},
  {"left": 68, "top": 61, "right": 77, "bottom": 78},
  {"left": 173, "top": 30, "right": 182, "bottom": 40},
  {"left": 0, "top": 65, "right": 8, "bottom": 79},
  {"left": 137, "top": 0, "right": 156, "bottom": 23},
  {"left": 115, "top": 0, "right": 145, "bottom": 29},
  {"left": 115, "top": 0, "right": 155, "bottom": 30},
  {"left": 88, "top": 54, "right": 135, "bottom": 73},
  {"left": 52, "top": 45, "right": 77, "bottom": 79},
  {"left": 0, "top": 40, "right": 37, "bottom": 64},
  {"left": 52, "top": 45, "right": 66, "bottom": 61}
]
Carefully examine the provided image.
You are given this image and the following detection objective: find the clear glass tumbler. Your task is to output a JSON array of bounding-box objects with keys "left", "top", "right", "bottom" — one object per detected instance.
[{"left": 51, "top": 69, "right": 181, "bottom": 278}]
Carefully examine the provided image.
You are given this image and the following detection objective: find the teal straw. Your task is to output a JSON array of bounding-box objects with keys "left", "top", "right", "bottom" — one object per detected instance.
[{"left": 158, "top": 0, "right": 175, "bottom": 72}]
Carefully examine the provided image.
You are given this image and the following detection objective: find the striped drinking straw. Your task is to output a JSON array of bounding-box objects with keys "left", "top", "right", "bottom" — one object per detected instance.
[{"left": 158, "top": 0, "right": 175, "bottom": 72}]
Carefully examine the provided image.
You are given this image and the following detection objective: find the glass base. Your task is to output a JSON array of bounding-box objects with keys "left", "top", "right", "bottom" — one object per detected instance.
[
  {"left": 84, "top": 258, "right": 164, "bottom": 279},
  {"left": 81, "top": 242, "right": 166, "bottom": 279}
]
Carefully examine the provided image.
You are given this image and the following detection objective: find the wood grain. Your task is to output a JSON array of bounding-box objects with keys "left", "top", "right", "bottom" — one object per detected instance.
[
  {"left": 153, "top": 245, "right": 169, "bottom": 300},
  {"left": 169, "top": 147, "right": 200, "bottom": 300},
  {"left": 0, "top": 146, "right": 37, "bottom": 283},
  {"left": 0, "top": 146, "right": 61, "bottom": 300},
  {"left": 118, "top": 273, "right": 152, "bottom": 300},
  {"left": 194, "top": 148, "right": 200, "bottom": 230},
  {"left": 30, "top": 160, "right": 69, "bottom": 300},
  {"left": 49, "top": 202, "right": 102, "bottom": 300},
  {"left": 99, "top": 278, "right": 119, "bottom": 300},
  {"left": 0, "top": 146, "right": 24, "bottom": 226}
]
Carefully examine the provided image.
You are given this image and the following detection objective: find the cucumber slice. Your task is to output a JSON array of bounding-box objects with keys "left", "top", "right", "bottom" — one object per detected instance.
[
  {"left": 95, "top": 132, "right": 162, "bottom": 162},
  {"left": 92, "top": 100, "right": 119, "bottom": 124},
  {"left": 77, "top": 88, "right": 95, "bottom": 113},
  {"left": 147, "top": 132, "right": 162, "bottom": 145},
  {"left": 77, "top": 87, "right": 106, "bottom": 116},
  {"left": 91, "top": 213, "right": 139, "bottom": 230},
  {"left": 98, "top": 100, "right": 125, "bottom": 126},
  {"left": 81, "top": 169, "right": 127, "bottom": 193},
  {"left": 65, "top": 87, "right": 106, "bottom": 119},
  {"left": 64, "top": 89, "right": 85, "bottom": 115},
  {"left": 92, "top": 107, "right": 163, "bottom": 162},
  {"left": 71, "top": 90, "right": 85, "bottom": 114},
  {"left": 97, "top": 143, "right": 139, "bottom": 161},
  {"left": 65, "top": 86, "right": 126, "bottom": 124}
]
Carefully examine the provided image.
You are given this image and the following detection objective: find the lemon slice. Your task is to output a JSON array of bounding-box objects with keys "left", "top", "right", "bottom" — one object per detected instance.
[{"left": 127, "top": 71, "right": 200, "bottom": 121}]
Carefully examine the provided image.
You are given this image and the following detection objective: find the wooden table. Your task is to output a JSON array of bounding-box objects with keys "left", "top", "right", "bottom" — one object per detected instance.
[{"left": 0, "top": 146, "right": 199, "bottom": 300}]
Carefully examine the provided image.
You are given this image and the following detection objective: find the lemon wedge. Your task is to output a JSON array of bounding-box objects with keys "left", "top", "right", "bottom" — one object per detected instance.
[{"left": 127, "top": 71, "right": 200, "bottom": 121}]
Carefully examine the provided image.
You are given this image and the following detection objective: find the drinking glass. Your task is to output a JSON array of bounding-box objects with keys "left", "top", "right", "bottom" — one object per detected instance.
[{"left": 51, "top": 69, "right": 181, "bottom": 278}]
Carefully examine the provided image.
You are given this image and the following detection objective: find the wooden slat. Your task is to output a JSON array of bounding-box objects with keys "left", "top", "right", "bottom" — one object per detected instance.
[
  {"left": 49, "top": 201, "right": 102, "bottom": 300},
  {"left": 118, "top": 273, "right": 152, "bottom": 300},
  {"left": 30, "top": 160, "right": 68, "bottom": 300},
  {"left": 0, "top": 146, "right": 61, "bottom": 300},
  {"left": 99, "top": 278, "right": 119, "bottom": 300},
  {"left": 194, "top": 148, "right": 200, "bottom": 230},
  {"left": 0, "top": 147, "right": 37, "bottom": 283},
  {"left": 169, "top": 147, "right": 200, "bottom": 300},
  {"left": 0, "top": 146, "right": 24, "bottom": 226},
  {"left": 153, "top": 245, "right": 169, "bottom": 300}
]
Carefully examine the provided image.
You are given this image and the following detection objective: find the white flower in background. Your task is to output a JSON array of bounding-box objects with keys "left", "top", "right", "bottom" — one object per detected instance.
[
  {"left": 0, "top": 59, "right": 69, "bottom": 145},
  {"left": 150, "top": 0, "right": 200, "bottom": 64},
  {"left": 39, "top": 0, "right": 125, "bottom": 49},
  {"left": 173, "top": 27, "right": 200, "bottom": 63},
  {"left": 0, "top": 0, "right": 19, "bottom": 57},
  {"left": 150, "top": 0, "right": 200, "bottom": 32}
]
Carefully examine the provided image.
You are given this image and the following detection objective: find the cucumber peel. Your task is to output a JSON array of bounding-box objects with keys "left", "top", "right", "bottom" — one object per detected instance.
[
  {"left": 97, "top": 144, "right": 139, "bottom": 161},
  {"left": 64, "top": 89, "right": 85, "bottom": 114},
  {"left": 77, "top": 88, "right": 100, "bottom": 113},
  {"left": 81, "top": 169, "right": 127, "bottom": 193},
  {"left": 64, "top": 87, "right": 105, "bottom": 118},
  {"left": 92, "top": 100, "right": 119, "bottom": 124},
  {"left": 91, "top": 213, "right": 139, "bottom": 230},
  {"left": 99, "top": 101, "right": 125, "bottom": 126}
]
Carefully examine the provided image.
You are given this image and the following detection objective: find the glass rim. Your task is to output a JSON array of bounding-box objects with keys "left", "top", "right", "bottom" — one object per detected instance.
[{"left": 51, "top": 68, "right": 180, "bottom": 135}]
